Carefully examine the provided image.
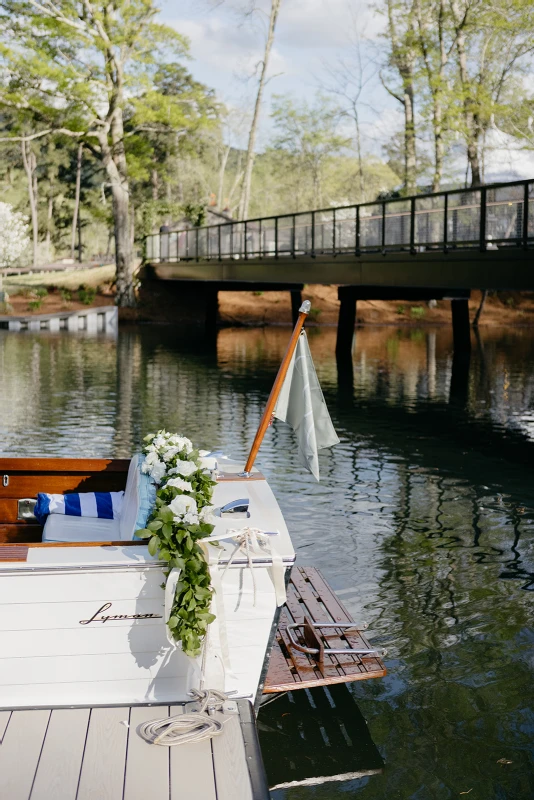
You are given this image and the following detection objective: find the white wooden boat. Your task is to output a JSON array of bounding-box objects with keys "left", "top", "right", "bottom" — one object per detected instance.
[{"left": 0, "top": 303, "right": 385, "bottom": 797}]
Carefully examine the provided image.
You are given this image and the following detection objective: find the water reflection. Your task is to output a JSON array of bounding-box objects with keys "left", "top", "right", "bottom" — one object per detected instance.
[{"left": 0, "top": 324, "right": 533, "bottom": 798}]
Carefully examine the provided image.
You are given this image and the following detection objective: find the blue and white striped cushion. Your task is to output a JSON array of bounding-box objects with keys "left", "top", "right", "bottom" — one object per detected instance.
[{"left": 34, "top": 491, "right": 124, "bottom": 524}]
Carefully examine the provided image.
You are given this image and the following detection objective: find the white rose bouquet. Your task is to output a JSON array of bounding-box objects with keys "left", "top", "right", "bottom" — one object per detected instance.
[{"left": 135, "top": 430, "right": 218, "bottom": 657}]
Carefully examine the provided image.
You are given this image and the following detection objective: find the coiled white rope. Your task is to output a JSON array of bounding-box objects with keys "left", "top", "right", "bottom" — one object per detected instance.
[{"left": 137, "top": 689, "right": 229, "bottom": 747}]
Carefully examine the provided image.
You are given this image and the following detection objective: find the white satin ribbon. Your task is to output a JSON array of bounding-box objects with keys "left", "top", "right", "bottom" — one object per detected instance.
[
  {"left": 164, "top": 567, "right": 181, "bottom": 648},
  {"left": 202, "top": 527, "right": 286, "bottom": 608}
]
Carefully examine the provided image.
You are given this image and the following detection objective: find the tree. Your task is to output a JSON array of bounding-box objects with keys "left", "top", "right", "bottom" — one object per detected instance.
[
  {"left": 448, "top": 0, "right": 534, "bottom": 187},
  {"left": 381, "top": 0, "right": 419, "bottom": 194},
  {"left": 270, "top": 95, "right": 350, "bottom": 209},
  {"left": 0, "top": 0, "right": 188, "bottom": 306},
  {"left": 320, "top": 24, "right": 377, "bottom": 201},
  {"left": 238, "top": 0, "right": 282, "bottom": 220},
  {"left": 414, "top": 0, "right": 453, "bottom": 191},
  {"left": 0, "top": 202, "right": 29, "bottom": 266}
]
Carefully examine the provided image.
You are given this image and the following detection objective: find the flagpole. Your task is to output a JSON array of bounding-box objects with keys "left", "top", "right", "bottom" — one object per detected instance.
[{"left": 242, "top": 300, "right": 311, "bottom": 476}]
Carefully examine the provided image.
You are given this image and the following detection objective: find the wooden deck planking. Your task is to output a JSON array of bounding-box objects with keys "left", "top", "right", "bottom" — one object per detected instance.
[
  {"left": 211, "top": 703, "right": 253, "bottom": 800},
  {"left": 30, "top": 708, "right": 90, "bottom": 800},
  {"left": 123, "top": 706, "right": 170, "bottom": 800},
  {"left": 0, "top": 708, "right": 51, "bottom": 799},
  {"left": 0, "top": 701, "right": 263, "bottom": 800},
  {"left": 264, "top": 567, "right": 387, "bottom": 693},
  {"left": 0, "top": 710, "right": 11, "bottom": 742},
  {"left": 169, "top": 706, "right": 217, "bottom": 800},
  {"left": 77, "top": 707, "right": 129, "bottom": 800}
]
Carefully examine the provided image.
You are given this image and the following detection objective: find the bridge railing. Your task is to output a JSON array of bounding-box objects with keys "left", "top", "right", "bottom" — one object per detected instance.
[{"left": 145, "top": 179, "right": 534, "bottom": 263}]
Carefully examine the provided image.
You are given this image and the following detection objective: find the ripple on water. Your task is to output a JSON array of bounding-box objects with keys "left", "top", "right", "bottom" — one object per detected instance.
[{"left": 1, "top": 325, "right": 533, "bottom": 799}]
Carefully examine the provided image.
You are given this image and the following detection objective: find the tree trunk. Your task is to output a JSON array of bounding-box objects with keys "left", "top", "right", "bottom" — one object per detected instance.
[
  {"left": 472, "top": 289, "right": 487, "bottom": 327},
  {"left": 238, "top": 0, "right": 282, "bottom": 220},
  {"left": 100, "top": 104, "right": 135, "bottom": 307},
  {"left": 386, "top": 0, "right": 418, "bottom": 196},
  {"left": 46, "top": 194, "right": 53, "bottom": 261},
  {"left": 450, "top": 0, "right": 481, "bottom": 188},
  {"left": 218, "top": 145, "right": 230, "bottom": 209},
  {"left": 21, "top": 141, "right": 38, "bottom": 267},
  {"left": 151, "top": 168, "right": 159, "bottom": 201},
  {"left": 71, "top": 143, "right": 83, "bottom": 261},
  {"left": 403, "top": 78, "right": 417, "bottom": 194}
]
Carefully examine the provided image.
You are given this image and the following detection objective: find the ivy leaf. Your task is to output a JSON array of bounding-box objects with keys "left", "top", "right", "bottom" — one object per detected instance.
[
  {"left": 148, "top": 536, "right": 159, "bottom": 557},
  {"left": 134, "top": 528, "right": 151, "bottom": 539},
  {"left": 168, "top": 615, "right": 179, "bottom": 629},
  {"left": 148, "top": 519, "right": 163, "bottom": 531}
]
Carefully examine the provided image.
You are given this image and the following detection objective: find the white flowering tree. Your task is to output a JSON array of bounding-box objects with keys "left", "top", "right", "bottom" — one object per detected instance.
[{"left": 0, "top": 202, "right": 29, "bottom": 267}]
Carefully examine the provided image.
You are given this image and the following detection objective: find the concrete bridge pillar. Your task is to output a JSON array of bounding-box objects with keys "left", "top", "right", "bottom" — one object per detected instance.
[
  {"left": 336, "top": 286, "right": 357, "bottom": 357},
  {"left": 451, "top": 298, "right": 471, "bottom": 353}
]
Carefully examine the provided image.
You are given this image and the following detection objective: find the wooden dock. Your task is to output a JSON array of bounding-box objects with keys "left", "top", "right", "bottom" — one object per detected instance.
[
  {"left": 0, "top": 305, "right": 117, "bottom": 334},
  {"left": 0, "top": 698, "right": 269, "bottom": 800}
]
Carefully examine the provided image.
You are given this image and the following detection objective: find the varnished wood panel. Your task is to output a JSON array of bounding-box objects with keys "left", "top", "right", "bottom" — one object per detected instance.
[
  {"left": 0, "top": 545, "right": 28, "bottom": 561},
  {"left": 0, "top": 457, "right": 130, "bottom": 473},
  {"left": 0, "top": 524, "right": 42, "bottom": 544},
  {"left": 264, "top": 567, "right": 387, "bottom": 693},
  {"left": 0, "top": 474, "right": 127, "bottom": 496}
]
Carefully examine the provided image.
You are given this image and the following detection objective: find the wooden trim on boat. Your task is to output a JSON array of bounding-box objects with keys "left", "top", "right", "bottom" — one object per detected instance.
[
  {"left": 0, "top": 545, "right": 29, "bottom": 561},
  {"left": 0, "top": 458, "right": 130, "bottom": 472},
  {"left": 216, "top": 471, "right": 265, "bottom": 482},
  {"left": 24, "top": 540, "right": 147, "bottom": 548}
]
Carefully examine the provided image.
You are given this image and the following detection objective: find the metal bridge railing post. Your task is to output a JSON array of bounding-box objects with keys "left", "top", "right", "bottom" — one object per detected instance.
[
  {"left": 332, "top": 208, "right": 336, "bottom": 255},
  {"left": 292, "top": 215, "right": 296, "bottom": 258},
  {"left": 523, "top": 182, "right": 530, "bottom": 249},
  {"left": 218, "top": 225, "right": 221, "bottom": 261},
  {"left": 244, "top": 220, "right": 248, "bottom": 260},
  {"left": 311, "top": 211, "right": 315, "bottom": 257},
  {"left": 355, "top": 205, "right": 360, "bottom": 255},
  {"left": 381, "top": 202, "right": 386, "bottom": 251},
  {"left": 410, "top": 197, "right": 416, "bottom": 254},
  {"left": 195, "top": 227, "right": 199, "bottom": 261},
  {"left": 275, "top": 217, "right": 278, "bottom": 259},
  {"left": 479, "top": 187, "right": 487, "bottom": 252},
  {"left": 443, "top": 194, "right": 448, "bottom": 253}
]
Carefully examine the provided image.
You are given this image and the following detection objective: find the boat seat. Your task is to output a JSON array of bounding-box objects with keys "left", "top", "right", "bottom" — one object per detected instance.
[
  {"left": 42, "top": 455, "right": 153, "bottom": 544},
  {"left": 42, "top": 514, "right": 120, "bottom": 543}
]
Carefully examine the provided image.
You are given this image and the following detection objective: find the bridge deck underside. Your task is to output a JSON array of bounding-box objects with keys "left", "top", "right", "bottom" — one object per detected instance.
[{"left": 146, "top": 248, "right": 534, "bottom": 292}]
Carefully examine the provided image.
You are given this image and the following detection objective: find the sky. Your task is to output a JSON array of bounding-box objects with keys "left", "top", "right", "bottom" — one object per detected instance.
[
  {"left": 159, "top": 0, "right": 534, "bottom": 183},
  {"left": 160, "top": 0, "right": 392, "bottom": 152}
]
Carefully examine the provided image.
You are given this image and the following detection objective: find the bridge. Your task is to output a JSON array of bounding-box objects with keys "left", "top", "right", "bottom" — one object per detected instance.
[{"left": 143, "top": 178, "right": 534, "bottom": 353}]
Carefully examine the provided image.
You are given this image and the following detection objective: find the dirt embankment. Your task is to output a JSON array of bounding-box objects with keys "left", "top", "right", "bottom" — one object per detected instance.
[
  {"left": 216, "top": 286, "right": 534, "bottom": 327},
  {"left": 3, "top": 266, "right": 534, "bottom": 327}
]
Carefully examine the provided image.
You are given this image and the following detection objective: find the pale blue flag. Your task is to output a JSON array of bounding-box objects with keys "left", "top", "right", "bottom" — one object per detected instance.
[{"left": 274, "top": 331, "right": 339, "bottom": 480}]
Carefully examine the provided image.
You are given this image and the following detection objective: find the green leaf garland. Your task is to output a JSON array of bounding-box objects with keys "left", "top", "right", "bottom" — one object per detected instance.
[{"left": 134, "top": 430, "right": 217, "bottom": 657}]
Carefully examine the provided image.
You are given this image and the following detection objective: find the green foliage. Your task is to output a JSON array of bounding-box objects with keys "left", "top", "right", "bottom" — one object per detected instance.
[
  {"left": 27, "top": 299, "right": 42, "bottom": 310},
  {"left": 397, "top": 304, "right": 406, "bottom": 315},
  {"left": 60, "top": 288, "right": 71, "bottom": 303},
  {"left": 34, "top": 287, "right": 48, "bottom": 299},
  {"left": 134, "top": 431, "right": 217, "bottom": 657},
  {"left": 78, "top": 285, "right": 96, "bottom": 305},
  {"left": 410, "top": 306, "right": 425, "bottom": 319}
]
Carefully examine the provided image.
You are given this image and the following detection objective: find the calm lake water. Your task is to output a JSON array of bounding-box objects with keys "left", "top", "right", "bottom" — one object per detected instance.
[{"left": 1, "top": 324, "right": 533, "bottom": 799}]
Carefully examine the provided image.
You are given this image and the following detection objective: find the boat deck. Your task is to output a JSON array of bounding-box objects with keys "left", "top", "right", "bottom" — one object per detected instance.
[
  {"left": 0, "top": 698, "right": 269, "bottom": 800},
  {"left": 264, "top": 567, "right": 386, "bottom": 693}
]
